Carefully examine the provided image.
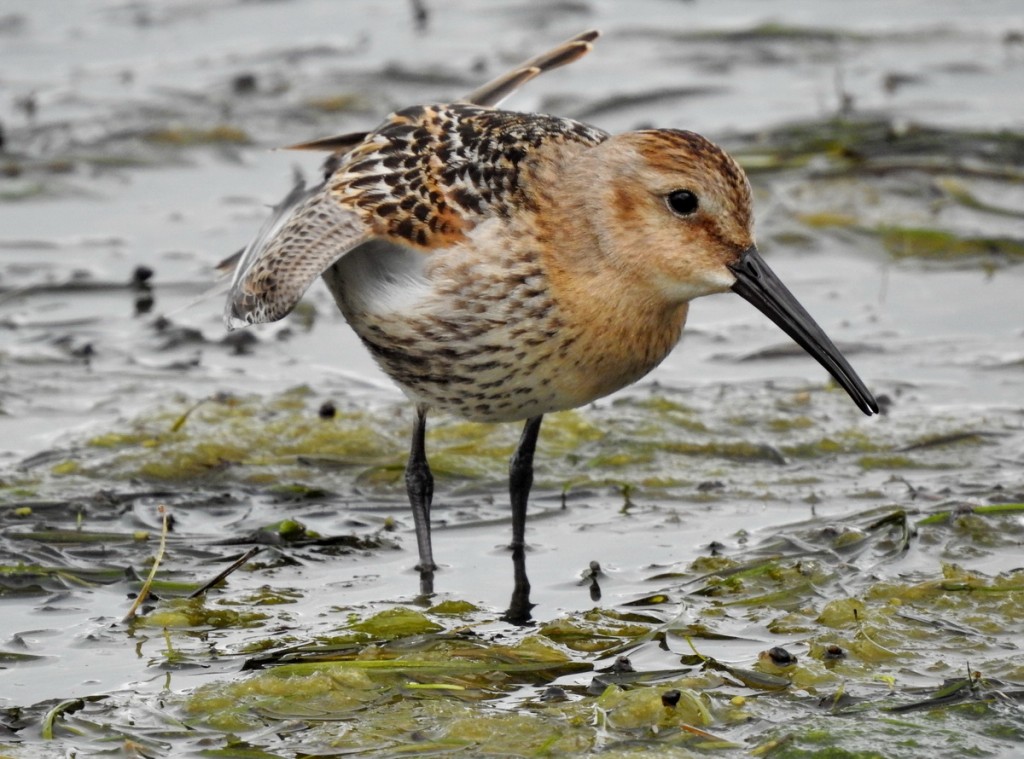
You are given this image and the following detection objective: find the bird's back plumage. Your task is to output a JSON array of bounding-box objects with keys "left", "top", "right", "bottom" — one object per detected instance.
[
  {"left": 320, "top": 104, "right": 614, "bottom": 422},
  {"left": 225, "top": 29, "right": 606, "bottom": 331}
]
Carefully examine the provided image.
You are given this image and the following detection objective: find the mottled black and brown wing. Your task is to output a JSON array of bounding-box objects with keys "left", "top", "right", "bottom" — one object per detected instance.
[
  {"left": 332, "top": 105, "right": 607, "bottom": 248},
  {"left": 223, "top": 30, "right": 603, "bottom": 329}
]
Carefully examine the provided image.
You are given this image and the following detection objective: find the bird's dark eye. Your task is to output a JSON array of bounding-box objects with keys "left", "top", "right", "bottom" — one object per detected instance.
[{"left": 666, "top": 189, "right": 699, "bottom": 217}]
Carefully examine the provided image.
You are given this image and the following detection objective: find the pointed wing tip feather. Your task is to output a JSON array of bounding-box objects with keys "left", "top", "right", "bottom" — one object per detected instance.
[
  {"left": 281, "top": 131, "right": 371, "bottom": 153},
  {"left": 223, "top": 308, "right": 247, "bottom": 331},
  {"left": 224, "top": 275, "right": 299, "bottom": 329},
  {"left": 223, "top": 298, "right": 269, "bottom": 330},
  {"left": 555, "top": 29, "right": 601, "bottom": 59},
  {"left": 459, "top": 29, "right": 602, "bottom": 108}
]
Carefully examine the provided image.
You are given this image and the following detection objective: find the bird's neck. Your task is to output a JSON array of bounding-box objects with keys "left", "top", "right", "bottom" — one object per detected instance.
[{"left": 517, "top": 148, "right": 688, "bottom": 401}]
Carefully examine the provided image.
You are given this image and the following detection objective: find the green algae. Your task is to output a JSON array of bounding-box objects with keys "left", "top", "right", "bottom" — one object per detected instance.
[
  {"left": 0, "top": 375, "right": 1016, "bottom": 757},
  {"left": 428, "top": 599, "right": 480, "bottom": 615},
  {"left": 138, "top": 597, "right": 271, "bottom": 630},
  {"left": 348, "top": 607, "right": 444, "bottom": 638},
  {"left": 917, "top": 503, "right": 1024, "bottom": 526},
  {"left": 880, "top": 227, "right": 1024, "bottom": 261},
  {"left": 3, "top": 496, "right": 1022, "bottom": 756},
  {"left": 185, "top": 630, "right": 590, "bottom": 741},
  {"left": 796, "top": 211, "right": 860, "bottom": 229},
  {"left": 857, "top": 454, "right": 923, "bottom": 470},
  {"left": 145, "top": 125, "right": 251, "bottom": 146},
  {"left": 254, "top": 518, "right": 318, "bottom": 541},
  {"left": 173, "top": 505, "right": 1024, "bottom": 756},
  {"left": 539, "top": 609, "right": 659, "bottom": 653},
  {"left": 26, "top": 380, "right": 1008, "bottom": 530},
  {"left": 14, "top": 382, "right": 905, "bottom": 506},
  {"left": 0, "top": 563, "right": 135, "bottom": 590},
  {"left": 736, "top": 117, "right": 1024, "bottom": 174},
  {"left": 75, "top": 390, "right": 398, "bottom": 485},
  {"left": 183, "top": 659, "right": 728, "bottom": 754},
  {"left": 48, "top": 461, "right": 81, "bottom": 476},
  {"left": 731, "top": 116, "right": 1024, "bottom": 275},
  {"left": 307, "top": 93, "right": 368, "bottom": 113},
  {"left": 935, "top": 177, "right": 1024, "bottom": 220},
  {"left": 786, "top": 214, "right": 1024, "bottom": 265}
]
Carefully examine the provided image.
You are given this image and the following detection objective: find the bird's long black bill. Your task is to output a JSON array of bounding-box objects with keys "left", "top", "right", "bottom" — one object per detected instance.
[{"left": 729, "top": 246, "right": 878, "bottom": 416}]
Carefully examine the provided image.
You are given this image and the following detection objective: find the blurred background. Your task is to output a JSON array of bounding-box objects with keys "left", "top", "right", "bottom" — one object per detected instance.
[{"left": 1, "top": 0, "right": 1022, "bottom": 449}]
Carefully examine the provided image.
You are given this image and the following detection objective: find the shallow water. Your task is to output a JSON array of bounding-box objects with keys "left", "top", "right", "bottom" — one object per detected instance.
[{"left": 1, "top": 1, "right": 1023, "bottom": 756}]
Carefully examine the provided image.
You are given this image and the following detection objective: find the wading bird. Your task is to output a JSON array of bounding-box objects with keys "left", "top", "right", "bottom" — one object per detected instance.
[{"left": 224, "top": 30, "right": 878, "bottom": 607}]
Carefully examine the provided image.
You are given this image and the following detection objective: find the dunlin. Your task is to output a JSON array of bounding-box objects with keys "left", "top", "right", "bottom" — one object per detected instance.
[{"left": 225, "top": 30, "right": 878, "bottom": 593}]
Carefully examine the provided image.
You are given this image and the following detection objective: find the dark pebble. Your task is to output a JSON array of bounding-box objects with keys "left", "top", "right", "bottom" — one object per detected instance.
[
  {"left": 232, "top": 73, "right": 258, "bottom": 95},
  {"left": 823, "top": 644, "right": 846, "bottom": 660},
  {"left": 661, "top": 689, "right": 681, "bottom": 707},
  {"left": 134, "top": 293, "right": 155, "bottom": 315},
  {"left": 540, "top": 685, "right": 567, "bottom": 702},
  {"left": 697, "top": 480, "right": 724, "bottom": 492},
  {"left": 763, "top": 646, "right": 798, "bottom": 666},
  {"left": 131, "top": 265, "right": 154, "bottom": 287},
  {"left": 222, "top": 330, "right": 258, "bottom": 355},
  {"left": 610, "top": 655, "right": 634, "bottom": 673}
]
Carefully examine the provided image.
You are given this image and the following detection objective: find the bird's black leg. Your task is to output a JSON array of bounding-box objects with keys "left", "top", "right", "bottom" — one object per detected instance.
[
  {"left": 405, "top": 404, "right": 436, "bottom": 587},
  {"left": 504, "top": 415, "right": 542, "bottom": 624},
  {"left": 509, "top": 415, "right": 543, "bottom": 551}
]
